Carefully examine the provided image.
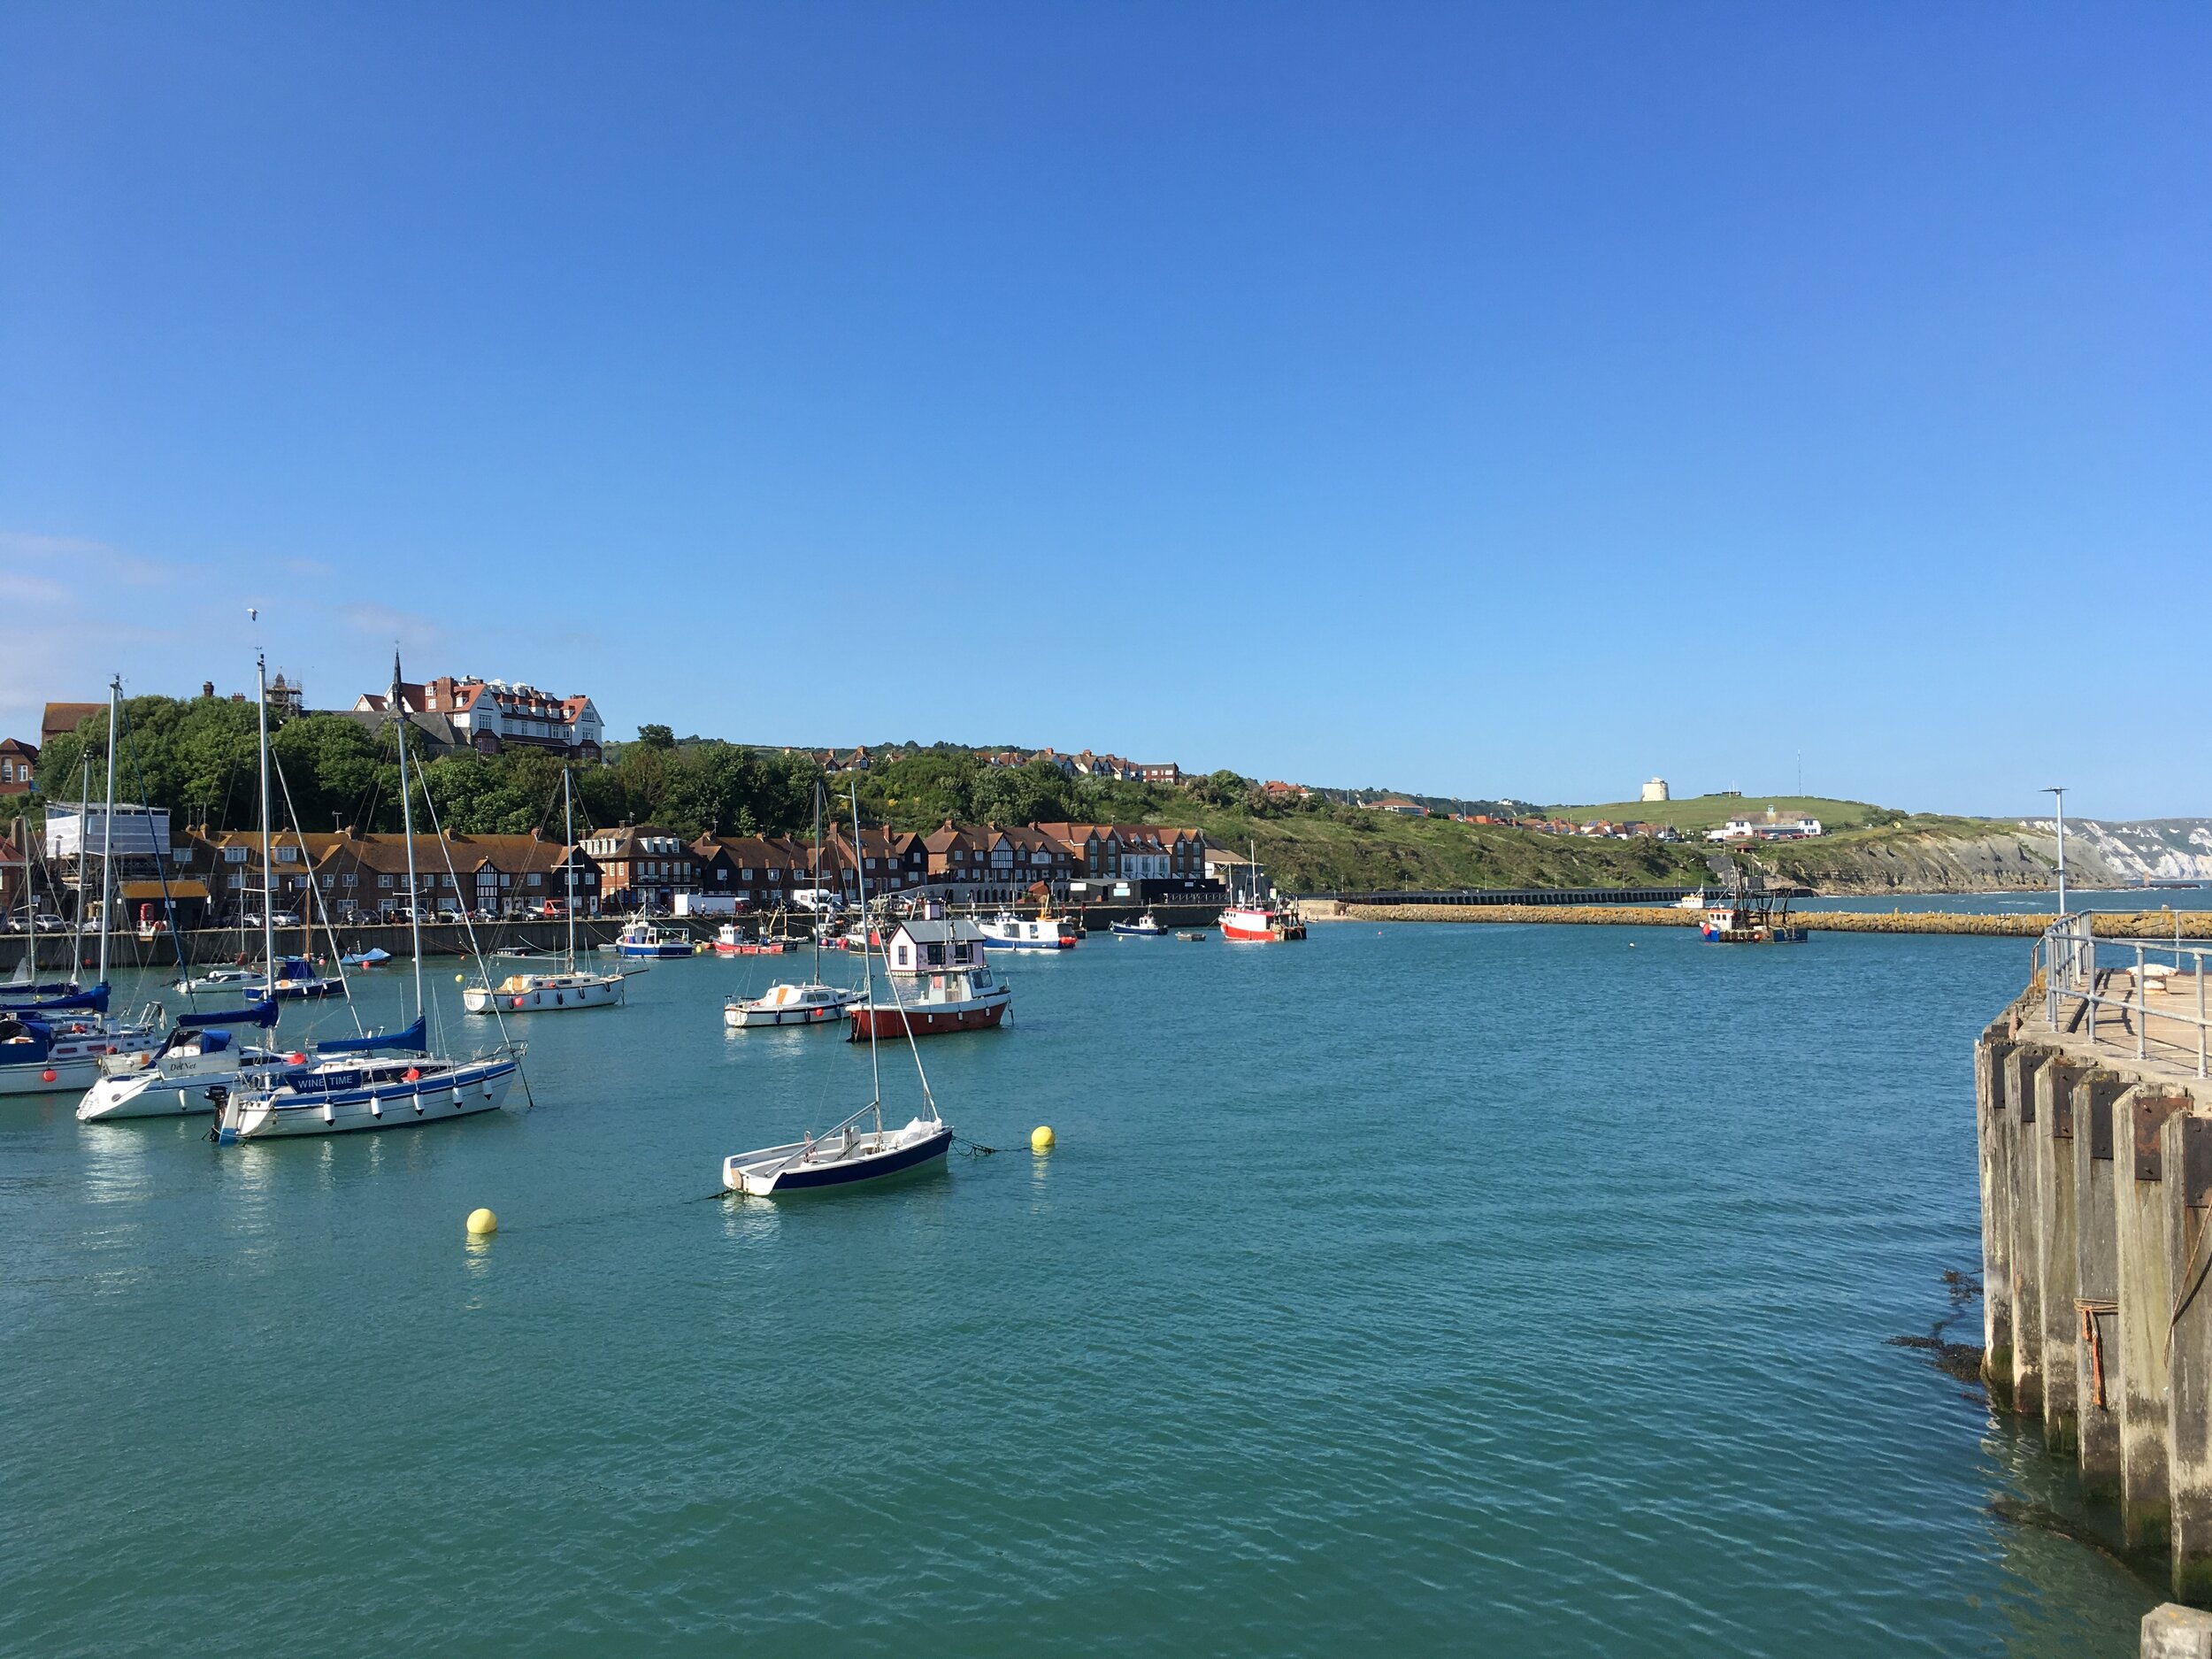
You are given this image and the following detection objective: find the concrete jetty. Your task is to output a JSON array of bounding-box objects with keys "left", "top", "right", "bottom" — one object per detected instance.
[
  {"left": 1304, "top": 898, "right": 2212, "bottom": 939},
  {"left": 1979, "top": 918, "right": 2212, "bottom": 1598}
]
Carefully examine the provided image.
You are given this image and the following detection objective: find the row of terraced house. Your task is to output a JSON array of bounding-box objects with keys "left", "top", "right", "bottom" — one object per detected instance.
[{"left": 4, "top": 813, "right": 1226, "bottom": 927}]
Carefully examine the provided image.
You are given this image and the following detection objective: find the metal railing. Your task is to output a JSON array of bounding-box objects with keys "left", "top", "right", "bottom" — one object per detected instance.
[{"left": 2035, "top": 911, "right": 2210, "bottom": 1078}]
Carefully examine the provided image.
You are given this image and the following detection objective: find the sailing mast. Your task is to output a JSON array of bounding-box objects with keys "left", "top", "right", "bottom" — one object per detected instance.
[
  {"left": 72, "top": 754, "right": 89, "bottom": 970},
  {"left": 256, "top": 654, "right": 277, "bottom": 989},
  {"left": 392, "top": 654, "right": 426, "bottom": 1028},
  {"left": 850, "top": 781, "right": 881, "bottom": 1133},
  {"left": 562, "top": 767, "right": 577, "bottom": 972},
  {"left": 98, "top": 678, "right": 119, "bottom": 991}
]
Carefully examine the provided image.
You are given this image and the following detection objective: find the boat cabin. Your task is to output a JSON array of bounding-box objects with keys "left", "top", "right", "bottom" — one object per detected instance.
[{"left": 884, "top": 917, "right": 987, "bottom": 974}]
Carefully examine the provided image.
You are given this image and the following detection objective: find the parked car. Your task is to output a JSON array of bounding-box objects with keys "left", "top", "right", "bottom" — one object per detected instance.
[
  {"left": 269, "top": 910, "right": 303, "bottom": 928},
  {"left": 433, "top": 907, "right": 465, "bottom": 925},
  {"left": 33, "top": 913, "right": 66, "bottom": 930}
]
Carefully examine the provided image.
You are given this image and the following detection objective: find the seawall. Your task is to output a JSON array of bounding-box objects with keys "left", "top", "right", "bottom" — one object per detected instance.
[{"left": 1302, "top": 901, "right": 2212, "bottom": 939}]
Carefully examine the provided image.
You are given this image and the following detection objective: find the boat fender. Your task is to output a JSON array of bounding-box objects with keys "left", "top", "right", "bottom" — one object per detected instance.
[{"left": 369, "top": 1095, "right": 381, "bottom": 1118}]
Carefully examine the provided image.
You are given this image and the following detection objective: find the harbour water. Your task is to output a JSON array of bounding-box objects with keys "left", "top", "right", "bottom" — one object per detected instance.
[{"left": 0, "top": 925, "right": 2165, "bottom": 1655}]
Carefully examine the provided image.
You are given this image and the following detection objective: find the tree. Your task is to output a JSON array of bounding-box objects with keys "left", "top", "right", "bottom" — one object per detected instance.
[{"left": 635, "top": 723, "right": 676, "bottom": 749}]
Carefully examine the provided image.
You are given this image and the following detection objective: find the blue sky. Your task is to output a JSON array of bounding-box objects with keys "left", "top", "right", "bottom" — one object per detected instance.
[{"left": 3, "top": 4, "right": 2205, "bottom": 817}]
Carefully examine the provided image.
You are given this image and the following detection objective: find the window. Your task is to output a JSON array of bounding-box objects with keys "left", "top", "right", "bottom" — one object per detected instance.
[
  {"left": 321, "top": 874, "right": 335, "bottom": 888},
  {"left": 896, "top": 945, "right": 911, "bottom": 967},
  {"left": 225, "top": 847, "right": 248, "bottom": 864},
  {"left": 275, "top": 845, "right": 298, "bottom": 863},
  {"left": 526, "top": 873, "right": 541, "bottom": 887},
  {"left": 953, "top": 943, "right": 972, "bottom": 964},
  {"left": 343, "top": 873, "right": 357, "bottom": 887},
  {"left": 925, "top": 941, "right": 945, "bottom": 966},
  {"left": 378, "top": 874, "right": 394, "bottom": 887}
]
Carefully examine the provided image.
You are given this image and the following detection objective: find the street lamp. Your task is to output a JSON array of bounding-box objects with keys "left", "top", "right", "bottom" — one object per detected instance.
[{"left": 2044, "top": 787, "right": 2068, "bottom": 914}]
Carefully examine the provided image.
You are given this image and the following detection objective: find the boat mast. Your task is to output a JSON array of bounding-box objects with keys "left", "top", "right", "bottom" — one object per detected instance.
[
  {"left": 562, "top": 766, "right": 577, "bottom": 972},
  {"left": 810, "top": 780, "right": 823, "bottom": 987},
  {"left": 850, "top": 781, "right": 881, "bottom": 1132},
  {"left": 392, "top": 654, "right": 426, "bottom": 1026},
  {"left": 256, "top": 654, "right": 277, "bottom": 987},
  {"left": 97, "top": 677, "right": 119, "bottom": 990}
]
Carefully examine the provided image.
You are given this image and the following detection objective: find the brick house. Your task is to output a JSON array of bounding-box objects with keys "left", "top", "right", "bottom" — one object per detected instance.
[
  {"left": 578, "top": 823, "right": 697, "bottom": 912},
  {"left": 0, "top": 737, "right": 36, "bottom": 795}
]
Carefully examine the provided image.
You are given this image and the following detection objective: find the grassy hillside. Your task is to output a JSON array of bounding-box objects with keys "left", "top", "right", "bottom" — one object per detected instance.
[
  {"left": 1541, "top": 793, "right": 1902, "bottom": 833},
  {"left": 1190, "top": 808, "right": 1717, "bottom": 894}
]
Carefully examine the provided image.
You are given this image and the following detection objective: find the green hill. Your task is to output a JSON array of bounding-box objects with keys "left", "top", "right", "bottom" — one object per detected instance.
[{"left": 1542, "top": 793, "right": 1896, "bottom": 833}]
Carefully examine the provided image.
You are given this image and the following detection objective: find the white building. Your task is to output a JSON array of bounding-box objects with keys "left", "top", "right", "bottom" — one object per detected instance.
[
  {"left": 1641, "top": 778, "right": 1670, "bottom": 803},
  {"left": 353, "top": 675, "right": 604, "bottom": 758}
]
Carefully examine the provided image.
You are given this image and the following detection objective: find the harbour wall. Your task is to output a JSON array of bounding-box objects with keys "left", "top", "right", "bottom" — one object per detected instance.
[
  {"left": 1978, "top": 965, "right": 2212, "bottom": 1604},
  {"left": 1302, "top": 901, "right": 2212, "bottom": 939}
]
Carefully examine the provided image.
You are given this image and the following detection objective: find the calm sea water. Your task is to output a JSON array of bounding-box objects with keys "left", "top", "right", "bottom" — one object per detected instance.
[{"left": 0, "top": 924, "right": 2163, "bottom": 1655}]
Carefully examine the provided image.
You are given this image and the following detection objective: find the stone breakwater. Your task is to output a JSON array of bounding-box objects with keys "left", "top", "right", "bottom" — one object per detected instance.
[{"left": 1307, "top": 902, "right": 2212, "bottom": 939}]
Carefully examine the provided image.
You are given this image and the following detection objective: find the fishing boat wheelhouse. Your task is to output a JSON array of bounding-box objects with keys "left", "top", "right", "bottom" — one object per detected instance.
[{"left": 852, "top": 912, "right": 1009, "bottom": 1039}]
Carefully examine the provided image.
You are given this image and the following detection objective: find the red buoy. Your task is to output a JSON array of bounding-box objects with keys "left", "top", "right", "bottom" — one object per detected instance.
[{"left": 41, "top": 1069, "right": 58, "bottom": 1083}]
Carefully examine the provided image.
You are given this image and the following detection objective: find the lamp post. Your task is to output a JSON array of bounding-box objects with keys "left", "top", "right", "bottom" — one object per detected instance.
[{"left": 2044, "top": 787, "right": 2068, "bottom": 914}]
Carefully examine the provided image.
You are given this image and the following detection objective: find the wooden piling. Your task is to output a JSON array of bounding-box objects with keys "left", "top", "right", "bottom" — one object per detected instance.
[
  {"left": 1980, "top": 1031, "right": 2018, "bottom": 1408},
  {"left": 2162, "top": 1106, "right": 2212, "bottom": 1602},
  {"left": 2121, "top": 1086, "right": 2187, "bottom": 1552},
  {"left": 2036, "top": 1056, "right": 2089, "bottom": 1454},
  {"left": 2076, "top": 1069, "right": 2130, "bottom": 1504},
  {"left": 2009, "top": 1044, "right": 2059, "bottom": 1418}
]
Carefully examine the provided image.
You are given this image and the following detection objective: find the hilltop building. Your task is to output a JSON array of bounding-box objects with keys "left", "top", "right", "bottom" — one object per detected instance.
[
  {"left": 1641, "top": 778, "right": 1670, "bottom": 803},
  {"left": 0, "top": 738, "right": 35, "bottom": 796},
  {"left": 351, "top": 675, "right": 603, "bottom": 759}
]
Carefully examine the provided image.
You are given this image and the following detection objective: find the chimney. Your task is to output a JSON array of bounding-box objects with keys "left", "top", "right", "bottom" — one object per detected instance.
[{"left": 202, "top": 680, "right": 215, "bottom": 699}]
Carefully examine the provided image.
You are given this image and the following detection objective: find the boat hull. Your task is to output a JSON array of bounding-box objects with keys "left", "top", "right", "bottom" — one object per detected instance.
[
  {"left": 724, "top": 1125, "right": 954, "bottom": 1195},
  {"left": 1220, "top": 907, "right": 1306, "bottom": 942},
  {"left": 77, "top": 1062, "right": 293, "bottom": 1120},
  {"left": 725, "top": 1002, "right": 851, "bottom": 1029},
  {"left": 462, "top": 977, "right": 624, "bottom": 1013},
  {"left": 0, "top": 1033, "right": 165, "bottom": 1096},
  {"left": 217, "top": 1057, "right": 519, "bottom": 1141},
  {"left": 849, "top": 994, "right": 1009, "bottom": 1040}
]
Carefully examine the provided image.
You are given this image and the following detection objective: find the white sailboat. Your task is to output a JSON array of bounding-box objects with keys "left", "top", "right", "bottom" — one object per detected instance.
[
  {"left": 0, "top": 680, "right": 163, "bottom": 1095},
  {"left": 721, "top": 784, "right": 953, "bottom": 1194},
  {"left": 724, "top": 781, "right": 863, "bottom": 1030},
  {"left": 80, "top": 653, "right": 339, "bottom": 1121},
  {"left": 463, "top": 770, "right": 627, "bottom": 1014},
  {"left": 215, "top": 653, "right": 526, "bottom": 1141}
]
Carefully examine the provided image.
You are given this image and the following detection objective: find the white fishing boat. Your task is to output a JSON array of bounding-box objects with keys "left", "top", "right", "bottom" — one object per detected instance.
[
  {"left": 217, "top": 652, "right": 526, "bottom": 1142},
  {"left": 722, "top": 783, "right": 954, "bottom": 1196},
  {"left": 853, "top": 908, "right": 1010, "bottom": 1039},
  {"left": 463, "top": 772, "right": 627, "bottom": 1014},
  {"left": 977, "top": 908, "right": 1079, "bottom": 950},
  {"left": 615, "top": 919, "right": 693, "bottom": 958}
]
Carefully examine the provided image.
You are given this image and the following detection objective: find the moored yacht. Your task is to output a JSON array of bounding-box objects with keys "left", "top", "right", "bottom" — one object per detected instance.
[
  {"left": 721, "top": 783, "right": 956, "bottom": 1196},
  {"left": 77, "top": 1002, "right": 292, "bottom": 1120},
  {"left": 462, "top": 771, "right": 627, "bottom": 1013},
  {"left": 216, "top": 651, "right": 526, "bottom": 1142}
]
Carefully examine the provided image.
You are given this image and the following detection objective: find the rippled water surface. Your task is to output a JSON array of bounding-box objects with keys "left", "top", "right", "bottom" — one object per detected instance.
[{"left": 0, "top": 925, "right": 2162, "bottom": 1655}]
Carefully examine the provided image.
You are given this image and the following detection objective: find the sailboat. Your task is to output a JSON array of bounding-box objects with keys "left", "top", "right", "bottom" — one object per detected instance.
[
  {"left": 721, "top": 783, "right": 953, "bottom": 1194},
  {"left": 80, "top": 654, "right": 346, "bottom": 1120},
  {"left": 0, "top": 680, "right": 163, "bottom": 1094},
  {"left": 462, "top": 770, "right": 627, "bottom": 1013},
  {"left": 723, "top": 782, "right": 863, "bottom": 1030},
  {"left": 214, "top": 653, "right": 526, "bottom": 1141}
]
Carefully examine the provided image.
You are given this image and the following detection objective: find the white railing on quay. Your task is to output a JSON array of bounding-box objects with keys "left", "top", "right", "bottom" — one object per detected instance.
[{"left": 2034, "top": 910, "right": 2210, "bottom": 1078}]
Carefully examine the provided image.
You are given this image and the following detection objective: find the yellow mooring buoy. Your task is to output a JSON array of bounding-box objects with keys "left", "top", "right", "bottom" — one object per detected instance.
[
  {"left": 1031, "top": 1125, "right": 1056, "bottom": 1154},
  {"left": 466, "top": 1207, "right": 498, "bottom": 1237}
]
